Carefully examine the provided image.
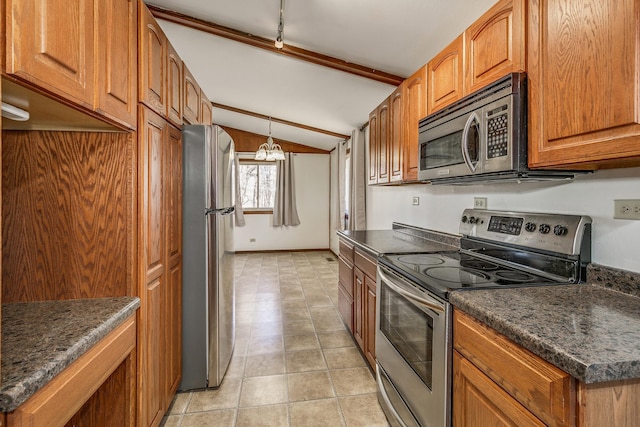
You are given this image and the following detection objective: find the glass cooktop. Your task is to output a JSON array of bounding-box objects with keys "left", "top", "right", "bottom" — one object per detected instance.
[{"left": 379, "top": 251, "right": 562, "bottom": 299}]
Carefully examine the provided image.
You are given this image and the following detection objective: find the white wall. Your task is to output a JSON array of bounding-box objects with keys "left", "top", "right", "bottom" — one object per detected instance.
[
  {"left": 367, "top": 167, "right": 640, "bottom": 273},
  {"left": 234, "top": 153, "right": 330, "bottom": 251}
]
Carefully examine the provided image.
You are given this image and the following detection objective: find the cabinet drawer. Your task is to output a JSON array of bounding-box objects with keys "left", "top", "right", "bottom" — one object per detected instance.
[
  {"left": 339, "top": 239, "right": 354, "bottom": 263},
  {"left": 338, "top": 256, "right": 353, "bottom": 298},
  {"left": 453, "top": 310, "right": 574, "bottom": 427},
  {"left": 354, "top": 249, "right": 377, "bottom": 280}
]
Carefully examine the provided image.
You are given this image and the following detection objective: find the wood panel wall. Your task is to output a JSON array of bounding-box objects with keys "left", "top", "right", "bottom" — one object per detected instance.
[
  {"left": 2, "top": 130, "right": 135, "bottom": 302},
  {"left": 224, "top": 127, "right": 331, "bottom": 154}
]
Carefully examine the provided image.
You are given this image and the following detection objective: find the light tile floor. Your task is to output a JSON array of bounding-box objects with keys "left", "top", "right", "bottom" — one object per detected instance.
[{"left": 162, "top": 251, "right": 390, "bottom": 427}]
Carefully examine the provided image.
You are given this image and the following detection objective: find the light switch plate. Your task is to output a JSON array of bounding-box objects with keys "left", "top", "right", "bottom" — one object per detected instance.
[{"left": 412, "top": 197, "right": 420, "bottom": 206}]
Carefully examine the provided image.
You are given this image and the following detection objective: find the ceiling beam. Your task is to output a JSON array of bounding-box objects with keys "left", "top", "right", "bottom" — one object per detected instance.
[
  {"left": 147, "top": 5, "right": 405, "bottom": 86},
  {"left": 212, "top": 102, "right": 351, "bottom": 140}
]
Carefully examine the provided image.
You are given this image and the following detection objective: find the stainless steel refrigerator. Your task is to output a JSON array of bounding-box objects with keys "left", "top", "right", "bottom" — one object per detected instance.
[{"left": 180, "top": 125, "right": 236, "bottom": 390}]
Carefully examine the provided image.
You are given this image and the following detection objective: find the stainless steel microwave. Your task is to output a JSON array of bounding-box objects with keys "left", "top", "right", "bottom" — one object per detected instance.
[{"left": 418, "top": 73, "right": 579, "bottom": 184}]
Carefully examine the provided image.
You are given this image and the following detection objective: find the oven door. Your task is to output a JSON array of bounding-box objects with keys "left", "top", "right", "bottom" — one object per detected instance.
[{"left": 376, "top": 265, "right": 452, "bottom": 427}]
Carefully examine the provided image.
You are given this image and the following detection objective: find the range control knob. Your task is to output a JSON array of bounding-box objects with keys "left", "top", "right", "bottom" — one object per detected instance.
[
  {"left": 461, "top": 215, "right": 468, "bottom": 223},
  {"left": 538, "top": 223, "right": 551, "bottom": 234},
  {"left": 554, "top": 225, "right": 568, "bottom": 236},
  {"left": 524, "top": 222, "right": 537, "bottom": 232},
  {"left": 469, "top": 216, "right": 477, "bottom": 224}
]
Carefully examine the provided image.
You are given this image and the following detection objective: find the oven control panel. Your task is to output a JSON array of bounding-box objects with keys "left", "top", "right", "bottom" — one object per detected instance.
[{"left": 459, "top": 209, "right": 592, "bottom": 256}]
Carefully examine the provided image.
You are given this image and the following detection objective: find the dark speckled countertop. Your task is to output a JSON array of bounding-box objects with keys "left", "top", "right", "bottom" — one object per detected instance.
[
  {"left": 337, "top": 223, "right": 459, "bottom": 256},
  {"left": 450, "top": 284, "right": 640, "bottom": 384},
  {"left": 1, "top": 297, "right": 140, "bottom": 412}
]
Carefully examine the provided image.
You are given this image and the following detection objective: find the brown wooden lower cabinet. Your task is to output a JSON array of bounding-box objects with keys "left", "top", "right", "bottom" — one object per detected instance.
[
  {"left": 337, "top": 238, "right": 377, "bottom": 370},
  {"left": 453, "top": 351, "right": 545, "bottom": 427},
  {"left": 453, "top": 309, "right": 640, "bottom": 427},
  {"left": 138, "top": 106, "right": 183, "bottom": 427}
]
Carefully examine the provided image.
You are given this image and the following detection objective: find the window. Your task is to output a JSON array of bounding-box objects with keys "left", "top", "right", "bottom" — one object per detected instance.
[{"left": 238, "top": 161, "right": 277, "bottom": 212}]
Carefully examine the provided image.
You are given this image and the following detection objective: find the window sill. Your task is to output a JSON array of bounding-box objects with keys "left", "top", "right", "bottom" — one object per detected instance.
[{"left": 243, "top": 210, "right": 274, "bottom": 215}]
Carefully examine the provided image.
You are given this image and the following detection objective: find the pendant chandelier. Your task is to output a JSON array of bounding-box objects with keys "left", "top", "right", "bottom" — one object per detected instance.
[{"left": 255, "top": 116, "right": 285, "bottom": 161}]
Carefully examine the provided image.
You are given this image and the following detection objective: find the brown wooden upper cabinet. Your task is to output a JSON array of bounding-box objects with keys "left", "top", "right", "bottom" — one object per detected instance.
[
  {"left": 96, "top": 0, "right": 138, "bottom": 129},
  {"left": 367, "top": 97, "right": 391, "bottom": 185},
  {"left": 402, "top": 65, "right": 427, "bottom": 182},
  {"left": 200, "top": 90, "right": 213, "bottom": 126},
  {"left": 368, "top": 108, "right": 379, "bottom": 185},
  {"left": 166, "top": 42, "right": 184, "bottom": 128},
  {"left": 464, "top": 0, "right": 525, "bottom": 95},
  {"left": 5, "top": 0, "right": 138, "bottom": 129},
  {"left": 139, "top": 3, "right": 168, "bottom": 118},
  {"left": 427, "top": 34, "right": 464, "bottom": 115},
  {"left": 389, "top": 86, "right": 404, "bottom": 183},
  {"left": 5, "top": 0, "right": 95, "bottom": 109},
  {"left": 527, "top": 0, "right": 640, "bottom": 169},
  {"left": 183, "top": 64, "right": 202, "bottom": 124}
]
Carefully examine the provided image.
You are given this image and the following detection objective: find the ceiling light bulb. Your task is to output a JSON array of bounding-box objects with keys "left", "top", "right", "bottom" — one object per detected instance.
[{"left": 275, "top": 37, "right": 283, "bottom": 49}]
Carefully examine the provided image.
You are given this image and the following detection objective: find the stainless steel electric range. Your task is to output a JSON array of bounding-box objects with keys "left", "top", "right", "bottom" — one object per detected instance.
[{"left": 375, "top": 209, "right": 592, "bottom": 427}]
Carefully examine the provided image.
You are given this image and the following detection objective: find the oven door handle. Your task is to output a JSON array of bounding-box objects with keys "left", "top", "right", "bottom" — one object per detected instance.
[{"left": 378, "top": 268, "right": 445, "bottom": 314}]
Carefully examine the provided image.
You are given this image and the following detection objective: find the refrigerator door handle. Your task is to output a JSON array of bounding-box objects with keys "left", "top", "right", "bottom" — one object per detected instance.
[{"left": 205, "top": 206, "right": 235, "bottom": 216}]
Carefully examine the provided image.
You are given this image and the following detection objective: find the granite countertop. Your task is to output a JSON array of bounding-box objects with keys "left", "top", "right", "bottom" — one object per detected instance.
[
  {"left": 1, "top": 297, "right": 140, "bottom": 412},
  {"left": 338, "top": 224, "right": 459, "bottom": 256},
  {"left": 450, "top": 284, "right": 640, "bottom": 384}
]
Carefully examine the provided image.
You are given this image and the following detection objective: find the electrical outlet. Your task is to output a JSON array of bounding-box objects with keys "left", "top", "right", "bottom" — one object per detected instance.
[
  {"left": 250, "top": 238, "right": 256, "bottom": 242},
  {"left": 614, "top": 200, "right": 640, "bottom": 220},
  {"left": 474, "top": 197, "right": 487, "bottom": 209},
  {"left": 412, "top": 197, "right": 420, "bottom": 206}
]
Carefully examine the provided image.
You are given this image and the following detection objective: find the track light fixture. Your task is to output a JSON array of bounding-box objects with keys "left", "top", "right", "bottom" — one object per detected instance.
[{"left": 275, "top": 0, "right": 285, "bottom": 49}]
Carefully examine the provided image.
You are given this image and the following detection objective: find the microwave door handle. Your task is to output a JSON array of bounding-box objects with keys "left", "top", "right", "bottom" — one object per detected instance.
[
  {"left": 461, "top": 112, "right": 480, "bottom": 172},
  {"left": 378, "top": 268, "right": 445, "bottom": 314}
]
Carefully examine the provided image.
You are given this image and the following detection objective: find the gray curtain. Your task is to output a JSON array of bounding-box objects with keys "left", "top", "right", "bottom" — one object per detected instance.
[
  {"left": 338, "top": 140, "right": 348, "bottom": 230},
  {"left": 233, "top": 154, "right": 245, "bottom": 226},
  {"left": 273, "top": 153, "right": 300, "bottom": 226},
  {"left": 349, "top": 128, "right": 366, "bottom": 230}
]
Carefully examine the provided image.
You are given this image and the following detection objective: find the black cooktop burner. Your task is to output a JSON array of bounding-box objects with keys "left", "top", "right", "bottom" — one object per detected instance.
[
  {"left": 423, "top": 266, "right": 492, "bottom": 285},
  {"left": 396, "top": 254, "right": 445, "bottom": 266},
  {"left": 380, "top": 250, "right": 562, "bottom": 299}
]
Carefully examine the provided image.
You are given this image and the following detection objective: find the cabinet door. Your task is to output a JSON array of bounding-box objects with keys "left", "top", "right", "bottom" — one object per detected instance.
[
  {"left": 96, "top": 0, "right": 137, "bottom": 129},
  {"left": 353, "top": 267, "right": 365, "bottom": 350},
  {"left": 6, "top": 0, "right": 94, "bottom": 108},
  {"left": 166, "top": 43, "right": 183, "bottom": 127},
  {"left": 403, "top": 66, "right": 427, "bottom": 182},
  {"left": 367, "top": 108, "right": 379, "bottom": 185},
  {"left": 139, "top": 4, "right": 167, "bottom": 117},
  {"left": 139, "top": 106, "right": 166, "bottom": 427},
  {"left": 428, "top": 34, "right": 464, "bottom": 115},
  {"left": 364, "top": 274, "right": 376, "bottom": 369},
  {"left": 200, "top": 91, "right": 213, "bottom": 125},
  {"left": 528, "top": 0, "right": 640, "bottom": 168},
  {"left": 389, "top": 86, "right": 404, "bottom": 183},
  {"left": 183, "top": 64, "right": 201, "bottom": 124},
  {"left": 453, "top": 351, "right": 545, "bottom": 427},
  {"left": 377, "top": 100, "right": 391, "bottom": 184},
  {"left": 165, "top": 125, "right": 183, "bottom": 400},
  {"left": 465, "top": 0, "right": 525, "bottom": 95}
]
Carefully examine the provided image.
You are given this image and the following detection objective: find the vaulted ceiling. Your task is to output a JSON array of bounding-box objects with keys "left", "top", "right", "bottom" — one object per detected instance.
[{"left": 146, "top": 0, "right": 496, "bottom": 151}]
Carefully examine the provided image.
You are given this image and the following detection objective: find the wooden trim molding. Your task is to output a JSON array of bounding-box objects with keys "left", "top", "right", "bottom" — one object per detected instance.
[
  {"left": 147, "top": 5, "right": 405, "bottom": 86},
  {"left": 213, "top": 103, "right": 350, "bottom": 140},
  {"left": 224, "top": 127, "right": 331, "bottom": 154}
]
